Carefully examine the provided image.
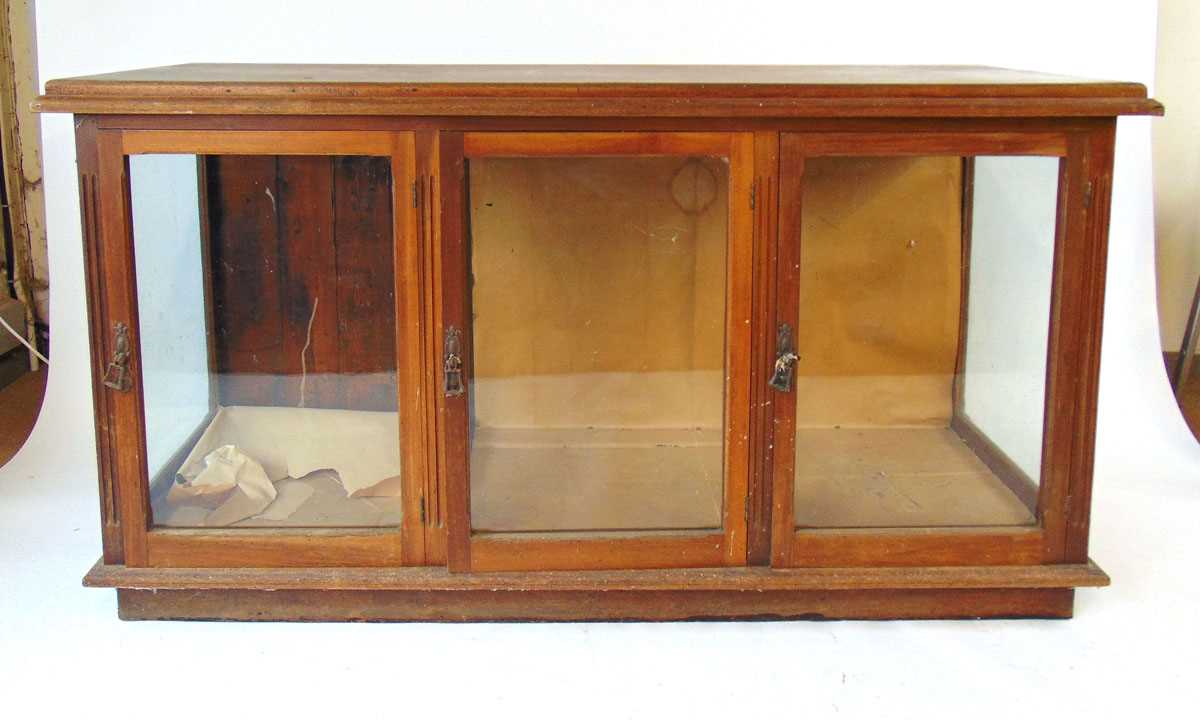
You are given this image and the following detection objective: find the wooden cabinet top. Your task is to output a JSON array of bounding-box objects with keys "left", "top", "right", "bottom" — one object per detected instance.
[{"left": 35, "top": 63, "right": 1161, "bottom": 118}]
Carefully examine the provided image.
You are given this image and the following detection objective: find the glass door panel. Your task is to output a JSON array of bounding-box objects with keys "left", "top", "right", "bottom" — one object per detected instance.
[
  {"left": 467, "top": 156, "right": 729, "bottom": 534},
  {"left": 129, "top": 153, "right": 403, "bottom": 529},
  {"left": 789, "top": 154, "right": 1058, "bottom": 531}
]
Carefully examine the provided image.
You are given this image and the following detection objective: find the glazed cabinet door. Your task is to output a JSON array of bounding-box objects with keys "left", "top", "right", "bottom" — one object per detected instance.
[
  {"left": 86, "top": 126, "right": 426, "bottom": 567},
  {"left": 768, "top": 128, "right": 1103, "bottom": 567},
  {"left": 438, "top": 132, "right": 754, "bottom": 572}
]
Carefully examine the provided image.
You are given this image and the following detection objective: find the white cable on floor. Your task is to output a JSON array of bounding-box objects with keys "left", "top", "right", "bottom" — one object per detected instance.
[{"left": 0, "top": 312, "right": 48, "bottom": 366}]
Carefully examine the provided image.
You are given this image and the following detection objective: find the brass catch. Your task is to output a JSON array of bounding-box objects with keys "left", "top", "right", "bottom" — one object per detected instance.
[
  {"left": 102, "top": 321, "right": 133, "bottom": 392},
  {"left": 444, "top": 326, "right": 464, "bottom": 397},
  {"left": 768, "top": 322, "right": 799, "bottom": 393}
]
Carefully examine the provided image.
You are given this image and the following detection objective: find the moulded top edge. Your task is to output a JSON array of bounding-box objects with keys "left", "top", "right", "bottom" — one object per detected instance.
[{"left": 34, "top": 64, "right": 1163, "bottom": 118}]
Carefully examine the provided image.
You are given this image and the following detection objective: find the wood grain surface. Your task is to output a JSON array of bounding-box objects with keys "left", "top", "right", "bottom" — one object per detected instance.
[{"left": 36, "top": 64, "right": 1162, "bottom": 117}]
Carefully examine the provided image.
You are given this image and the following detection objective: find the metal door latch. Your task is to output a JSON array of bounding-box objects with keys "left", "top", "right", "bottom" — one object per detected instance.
[
  {"left": 767, "top": 322, "right": 800, "bottom": 393},
  {"left": 444, "top": 326, "right": 464, "bottom": 397},
  {"left": 102, "top": 321, "right": 133, "bottom": 392}
]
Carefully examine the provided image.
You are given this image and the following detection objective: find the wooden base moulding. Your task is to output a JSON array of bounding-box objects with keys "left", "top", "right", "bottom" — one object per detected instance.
[
  {"left": 113, "top": 588, "right": 1076, "bottom": 622},
  {"left": 87, "top": 560, "right": 1107, "bottom": 621}
]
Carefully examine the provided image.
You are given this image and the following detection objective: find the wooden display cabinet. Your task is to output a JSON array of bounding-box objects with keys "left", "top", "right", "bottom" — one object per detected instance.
[{"left": 36, "top": 65, "right": 1161, "bottom": 621}]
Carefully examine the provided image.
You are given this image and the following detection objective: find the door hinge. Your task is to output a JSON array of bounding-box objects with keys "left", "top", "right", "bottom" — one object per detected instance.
[
  {"left": 750, "top": 180, "right": 757, "bottom": 210},
  {"left": 1083, "top": 180, "right": 1093, "bottom": 209},
  {"left": 419, "top": 496, "right": 426, "bottom": 524},
  {"left": 412, "top": 180, "right": 420, "bottom": 209}
]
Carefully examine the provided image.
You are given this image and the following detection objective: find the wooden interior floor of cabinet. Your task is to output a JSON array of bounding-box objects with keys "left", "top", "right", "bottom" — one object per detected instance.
[
  {"left": 470, "top": 427, "right": 724, "bottom": 533},
  {"left": 793, "top": 427, "right": 1035, "bottom": 528}
]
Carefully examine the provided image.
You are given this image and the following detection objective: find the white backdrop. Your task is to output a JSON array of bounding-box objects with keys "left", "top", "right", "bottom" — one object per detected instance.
[{"left": 3, "top": 1, "right": 1198, "bottom": 718}]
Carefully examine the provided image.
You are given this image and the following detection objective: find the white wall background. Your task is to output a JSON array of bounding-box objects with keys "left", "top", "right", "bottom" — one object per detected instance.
[
  {"left": 3, "top": 1, "right": 1198, "bottom": 718},
  {"left": 1154, "top": 0, "right": 1200, "bottom": 352}
]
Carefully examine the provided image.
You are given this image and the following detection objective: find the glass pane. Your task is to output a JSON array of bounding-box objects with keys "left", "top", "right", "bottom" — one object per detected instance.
[
  {"left": 792, "top": 155, "right": 1056, "bottom": 529},
  {"left": 467, "top": 156, "right": 728, "bottom": 533},
  {"left": 959, "top": 156, "right": 1059, "bottom": 485},
  {"left": 131, "top": 153, "right": 401, "bottom": 528}
]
